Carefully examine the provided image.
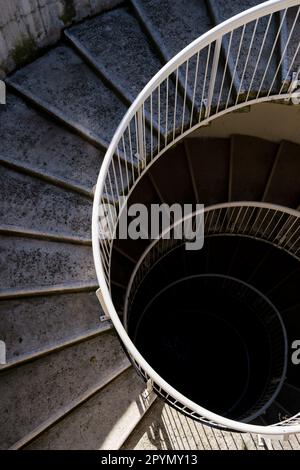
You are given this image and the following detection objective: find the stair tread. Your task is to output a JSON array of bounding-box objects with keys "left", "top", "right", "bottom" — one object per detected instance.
[
  {"left": 263, "top": 140, "right": 300, "bottom": 208},
  {"left": 23, "top": 367, "right": 152, "bottom": 450},
  {"left": 8, "top": 45, "right": 128, "bottom": 148},
  {"left": 148, "top": 143, "right": 196, "bottom": 204},
  {"left": 132, "top": 0, "right": 213, "bottom": 60},
  {"left": 0, "top": 292, "right": 109, "bottom": 364},
  {"left": 230, "top": 135, "right": 278, "bottom": 202},
  {"left": 0, "top": 166, "right": 92, "bottom": 239},
  {"left": 185, "top": 137, "right": 230, "bottom": 205},
  {"left": 0, "top": 94, "right": 104, "bottom": 194},
  {"left": 67, "top": 6, "right": 163, "bottom": 102},
  {"left": 0, "top": 332, "right": 127, "bottom": 449},
  {"left": 0, "top": 236, "right": 96, "bottom": 292}
]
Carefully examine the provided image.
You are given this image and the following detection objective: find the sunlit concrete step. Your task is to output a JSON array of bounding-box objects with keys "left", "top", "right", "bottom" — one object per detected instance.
[
  {"left": 0, "top": 330, "right": 128, "bottom": 449},
  {"left": 22, "top": 367, "right": 155, "bottom": 450}
]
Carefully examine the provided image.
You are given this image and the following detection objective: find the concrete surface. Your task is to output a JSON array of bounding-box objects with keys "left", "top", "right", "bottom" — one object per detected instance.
[{"left": 0, "top": 0, "right": 122, "bottom": 77}]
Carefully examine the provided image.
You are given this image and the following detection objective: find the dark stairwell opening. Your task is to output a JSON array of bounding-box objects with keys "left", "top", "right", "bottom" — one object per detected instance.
[{"left": 125, "top": 237, "right": 289, "bottom": 423}]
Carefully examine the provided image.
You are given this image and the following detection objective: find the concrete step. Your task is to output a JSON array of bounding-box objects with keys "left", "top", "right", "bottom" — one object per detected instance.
[
  {"left": 0, "top": 166, "right": 92, "bottom": 241},
  {"left": 7, "top": 45, "right": 128, "bottom": 150},
  {"left": 229, "top": 135, "right": 278, "bottom": 202},
  {"left": 131, "top": 0, "right": 213, "bottom": 60},
  {"left": 148, "top": 143, "right": 196, "bottom": 205},
  {"left": 66, "top": 5, "right": 186, "bottom": 137},
  {"left": 66, "top": 6, "right": 163, "bottom": 103},
  {"left": 0, "top": 291, "right": 110, "bottom": 366},
  {"left": 185, "top": 138, "right": 230, "bottom": 205},
  {"left": 0, "top": 331, "right": 128, "bottom": 449},
  {"left": 23, "top": 367, "right": 155, "bottom": 450},
  {"left": 263, "top": 140, "right": 300, "bottom": 209},
  {"left": 0, "top": 236, "right": 96, "bottom": 295},
  {"left": 0, "top": 94, "right": 104, "bottom": 197}
]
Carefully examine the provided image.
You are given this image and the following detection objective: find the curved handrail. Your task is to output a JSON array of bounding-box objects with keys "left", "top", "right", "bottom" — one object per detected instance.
[{"left": 92, "top": 0, "right": 300, "bottom": 435}]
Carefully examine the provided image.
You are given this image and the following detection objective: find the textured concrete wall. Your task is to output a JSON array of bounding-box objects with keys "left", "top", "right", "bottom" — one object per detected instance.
[{"left": 0, "top": 0, "right": 122, "bottom": 77}]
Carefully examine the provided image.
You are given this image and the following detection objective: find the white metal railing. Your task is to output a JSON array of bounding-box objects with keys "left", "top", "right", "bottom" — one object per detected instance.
[{"left": 92, "top": 0, "right": 300, "bottom": 435}]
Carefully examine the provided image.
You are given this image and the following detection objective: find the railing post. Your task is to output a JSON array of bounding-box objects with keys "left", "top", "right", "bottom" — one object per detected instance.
[
  {"left": 137, "top": 107, "right": 145, "bottom": 168},
  {"left": 205, "top": 37, "right": 222, "bottom": 118}
]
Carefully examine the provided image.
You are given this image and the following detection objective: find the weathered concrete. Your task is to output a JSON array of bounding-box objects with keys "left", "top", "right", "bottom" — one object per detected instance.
[
  {"left": 0, "top": 331, "right": 127, "bottom": 449},
  {"left": 0, "top": 165, "right": 92, "bottom": 239},
  {"left": 67, "top": 6, "right": 163, "bottom": 102},
  {"left": 0, "top": 236, "right": 96, "bottom": 292},
  {"left": 8, "top": 46, "right": 128, "bottom": 147},
  {"left": 0, "top": 94, "right": 105, "bottom": 193},
  {"left": 0, "top": 0, "right": 122, "bottom": 77},
  {"left": 0, "top": 292, "right": 108, "bottom": 363},
  {"left": 24, "top": 367, "right": 153, "bottom": 450}
]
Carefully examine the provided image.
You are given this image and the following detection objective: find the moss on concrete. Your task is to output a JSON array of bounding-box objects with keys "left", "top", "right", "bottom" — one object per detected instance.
[
  {"left": 12, "top": 37, "right": 37, "bottom": 68},
  {"left": 60, "top": 0, "right": 76, "bottom": 25}
]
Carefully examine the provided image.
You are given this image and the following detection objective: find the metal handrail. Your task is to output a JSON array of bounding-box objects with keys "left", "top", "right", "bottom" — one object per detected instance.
[{"left": 92, "top": 0, "right": 300, "bottom": 435}]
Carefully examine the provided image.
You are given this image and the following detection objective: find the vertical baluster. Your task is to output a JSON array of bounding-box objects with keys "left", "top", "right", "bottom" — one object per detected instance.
[
  {"left": 190, "top": 51, "right": 200, "bottom": 128},
  {"left": 199, "top": 44, "right": 211, "bottom": 122},
  {"left": 173, "top": 68, "right": 179, "bottom": 140},
  {"left": 165, "top": 77, "right": 169, "bottom": 147},
  {"left": 157, "top": 84, "right": 161, "bottom": 152},
  {"left": 127, "top": 122, "right": 135, "bottom": 185},
  {"left": 217, "top": 31, "right": 233, "bottom": 113},
  {"left": 206, "top": 37, "right": 222, "bottom": 118},
  {"left": 150, "top": 93, "right": 153, "bottom": 159},
  {"left": 181, "top": 59, "right": 189, "bottom": 134}
]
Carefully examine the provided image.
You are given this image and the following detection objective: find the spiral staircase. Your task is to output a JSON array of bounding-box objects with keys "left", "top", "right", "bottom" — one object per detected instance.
[{"left": 1, "top": 0, "right": 300, "bottom": 450}]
